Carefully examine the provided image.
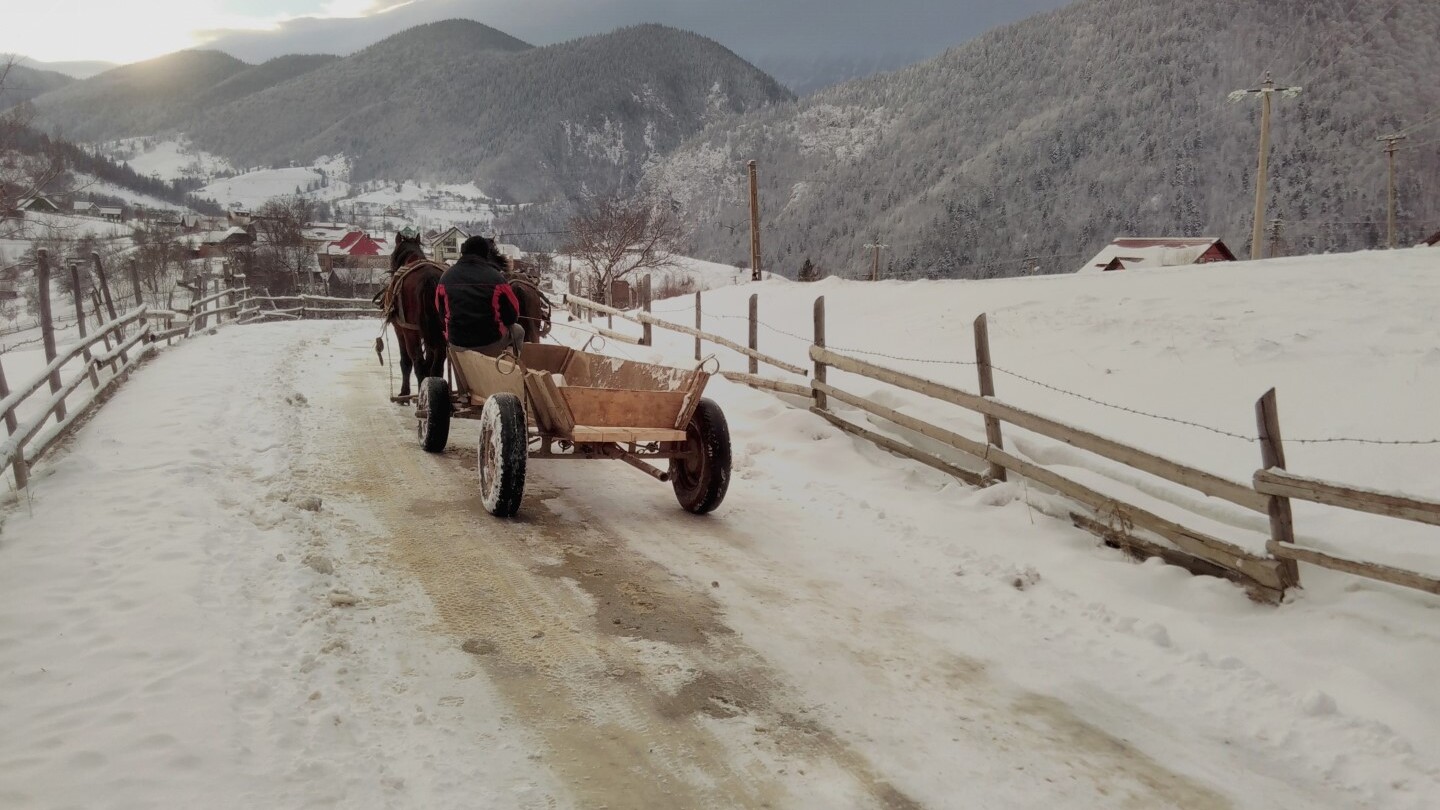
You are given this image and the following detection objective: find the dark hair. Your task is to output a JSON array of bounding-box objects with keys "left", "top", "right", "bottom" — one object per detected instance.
[{"left": 460, "top": 235, "right": 503, "bottom": 262}]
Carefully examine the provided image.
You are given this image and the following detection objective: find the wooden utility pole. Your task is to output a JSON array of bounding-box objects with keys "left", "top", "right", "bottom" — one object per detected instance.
[
  {"left": 864, "top": 239, "right": 889, "bottom": 281},
  {"left": 747, "top": 160, "right": 762, "bottom": 282},
  {"left": 1232, "top": 73, "right": 1301, "bottom": 260},
  {"left": 1377, "top": 133, "right": 1408, "bottom": 249}
]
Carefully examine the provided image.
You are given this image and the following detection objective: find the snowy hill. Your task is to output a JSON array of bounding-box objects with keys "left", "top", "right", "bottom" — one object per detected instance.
[
  {"left": 3, "top": 248, "right": 1440, "bottom": 808},
  {"left": 651, "top": 0, "right": 1440, "bottom": 278}
]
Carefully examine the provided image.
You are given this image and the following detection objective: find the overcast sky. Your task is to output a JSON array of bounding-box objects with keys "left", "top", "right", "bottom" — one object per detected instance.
[{"left": 2, "top": 0, "right": 1071, "bottom": 66}]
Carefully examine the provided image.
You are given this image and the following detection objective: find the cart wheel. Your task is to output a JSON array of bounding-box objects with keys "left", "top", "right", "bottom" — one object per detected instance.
[
  {"left": 670, "top": 398, "right": 731, "bottom": 514},
  {"left": 418, "top": 376, "right": 451, "bottom": 453},
  {"left": 479, "top": 393, "right": 527, "bottom": 517}
]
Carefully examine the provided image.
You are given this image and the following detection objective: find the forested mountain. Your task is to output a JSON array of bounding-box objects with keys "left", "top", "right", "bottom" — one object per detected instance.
[
  {"left": 0, "top": 64, "right": 74, "bottom": 109},
  {"left": 20, "top": 50, "right": 339, "bottom": 144},
  {"left": 649, "top": 0, "right": 1440, "bottom": 278},
  {"left": 0, "top": 121, "right": 223, "bottom": 215},
  {"left": 184, "top": 21, "right": 791, "bottom": 200}
]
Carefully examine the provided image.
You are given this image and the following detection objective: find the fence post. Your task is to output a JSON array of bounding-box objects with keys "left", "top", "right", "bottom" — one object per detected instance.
[
  {"left": 1256, "top": 388, "right": 1300, "bottom": 589},
  {"left": 0, "top": 351, "right": 24, "bottom": 487},
  {"left": 0, "top": 355, "right": 14, "bottom": 436},
  {"left": 973, "top": 314, "right": 1007, "bottom": 483},
  {"left": 92, "top": 252, "right": 128, "bottom": 363},
  {"left": 69, "top": 263, "right": 101, "bottom": 390},
  {"left": 92, "top": 253, "right": 119, "bottom": 322},
  {"left": 91, "top": 289, "right": 114, "bottom": 354},
  {"left": 748, "top": 294, "right": 759, "bottom": 374},
  {"left": 813, "top": 296, "right": 826, "bottom": 409},
  {"left": 694, "top": 290, "right": 703, "bottom": 361},
  {"left": 128, "top": 259, "right": 144, "bottom": 308},
  {"left": 35, "top": 250, "right": 65, "bottom": 423},
  {"left": 2, "top": 354, "right": 25, "bottom": 489},
  {"left": 641, "top": 275, "right": 653, "bottom": 347}
]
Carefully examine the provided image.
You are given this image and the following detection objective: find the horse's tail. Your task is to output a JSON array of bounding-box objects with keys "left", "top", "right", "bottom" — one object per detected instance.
[{"left": 417, "top": 269, "right": 445, "bottom": 370}]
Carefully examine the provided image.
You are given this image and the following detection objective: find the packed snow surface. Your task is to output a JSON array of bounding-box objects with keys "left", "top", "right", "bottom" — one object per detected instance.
[{"left": 2, "top": 248, "right": 1439, "bottom": 808}]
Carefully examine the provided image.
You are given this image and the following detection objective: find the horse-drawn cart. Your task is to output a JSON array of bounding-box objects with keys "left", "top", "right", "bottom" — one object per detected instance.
[{"left": 415, "top": 345, "right": 731, "bottom": 517}]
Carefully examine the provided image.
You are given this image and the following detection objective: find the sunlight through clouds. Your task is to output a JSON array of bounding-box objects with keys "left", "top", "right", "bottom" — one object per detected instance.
[{"left": 0, "top": 0, "right": 402, "bottom": 63}]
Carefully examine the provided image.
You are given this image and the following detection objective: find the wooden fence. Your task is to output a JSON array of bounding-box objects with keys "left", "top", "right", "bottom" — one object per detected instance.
[
  {"left": 1, "top": 251, "right": 377, "bottom": 493},
  {"left": 566, "top": 290, "right": 1440, "bottom": 603}
]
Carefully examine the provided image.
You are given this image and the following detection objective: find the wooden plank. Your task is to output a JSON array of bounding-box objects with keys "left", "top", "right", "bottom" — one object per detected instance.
[
  {"left": 983, "top": 442, "right": 1285, "bottom": 590},
  {"left": 813, "top": 296, "right": 827, "bottom": 410},
  {"left": 1272, "top": 542, "right": 1440, "bottom": 596},
  {"left": 811, "top": 345, "right": 1267, "bottom": 513},
  {"left": 812, "top": 406, "right": 986, "bottom": 487},
  {"left": 974, "top": 314, "right": 1007, "bottom": 483},
  {"left": 0, "top": 307, "right": 150, "bottom": 418},
  {"left": 1255, "top": 388, "right": 1300, "bottom": 587},
  {"left": 36, "top": 251, "right": 64, "bottom": 422},
  {"left": 718, "top": 371, "right": 812, "bottom": 398},
  {"left": 595, "top": 326, "right": 643, "bottom": 345},
  {"left": 748, "top": 294, "right": 759, "bottom": 375},
  {"left": 570, "top": 426, "right": 687, "bottom": 443},
  {"left": 559, "top": 388, "right": 687, "bottom": 429},
  {"left": 1255, "top": 468, "right": 1440, "bottom": 528},
  {"left": 1072, "top": 513, "right": 1282, "bottom": 604},
  {"left": 816, "top": 380, "right": 990, "bottom": 460}
]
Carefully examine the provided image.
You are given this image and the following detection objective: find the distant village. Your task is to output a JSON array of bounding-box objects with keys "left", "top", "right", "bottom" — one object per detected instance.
[{"left": 1, "top": 191, "right": 533, "bottom": 304}]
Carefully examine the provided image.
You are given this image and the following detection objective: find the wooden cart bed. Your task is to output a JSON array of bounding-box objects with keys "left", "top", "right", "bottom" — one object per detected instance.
[{"left": 447, "top": 345, "right": 706, "bottom": 443}]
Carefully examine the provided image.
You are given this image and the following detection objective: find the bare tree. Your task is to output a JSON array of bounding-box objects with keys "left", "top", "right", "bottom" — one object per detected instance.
[
  {"left": 565, "top": 197, "right": 681, "bottom": 306},
  {"left": 250, "top": 197, "right": 318, "bottom": 295}
]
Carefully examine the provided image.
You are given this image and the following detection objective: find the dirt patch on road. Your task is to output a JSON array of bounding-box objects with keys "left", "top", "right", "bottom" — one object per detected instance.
[{"left": 333, "top": 364, "right": 921, "bottom": 809}]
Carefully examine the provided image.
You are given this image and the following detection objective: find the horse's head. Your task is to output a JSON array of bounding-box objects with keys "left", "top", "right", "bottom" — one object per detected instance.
[{"left": 391, "top": 227, "right": 426, "bottom": 272}]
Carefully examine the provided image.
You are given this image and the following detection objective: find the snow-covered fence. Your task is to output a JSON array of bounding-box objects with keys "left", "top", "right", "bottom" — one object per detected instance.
[
  {"left": 1252, "top": 390, "right": 1440, "bottom": 596},
  {"left": 0, "top": 252, "right": 259, "bottom": 493},
  {"left": 570, "top": 289, "right": 1298, "bottom": 600},
  {"left": 806, "top": 308, "right": 1286, "bottom": 601},
  {"left": 0, "top": 252, "right": 157, "bottom": 491},
  {"left": 236, "top": 294, "right": 376, "bottom": 323},
  {"left": 566, "top": 290, "right": 808, "bottom": 378}
]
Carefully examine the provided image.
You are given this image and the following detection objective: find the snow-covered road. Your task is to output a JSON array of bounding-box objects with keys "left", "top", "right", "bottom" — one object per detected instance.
[{"left": 3, "top": 274, "right": 1438, "bottom": 808}]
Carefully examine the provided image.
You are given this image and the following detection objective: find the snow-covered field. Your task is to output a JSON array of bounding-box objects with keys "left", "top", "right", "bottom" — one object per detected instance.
[
  {"left": 102, "top": 137, "right": 236, "bottom": 183},
  {"left": 2, "top": 248, "right": 1439, "bottom": 808},
  {"left": 198, "top": 157, "right": 354, "bottom": 210}
]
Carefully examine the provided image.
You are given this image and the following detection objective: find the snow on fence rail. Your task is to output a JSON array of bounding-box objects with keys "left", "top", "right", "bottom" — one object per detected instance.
[
  {"left": 567, "top": 289, "right": 1440, "bottom": 604},
  {"left": 237, "top": 294, "right": 377, "bottom": 323},
  {"left": 0, "top": 251, "right": 259, "bottom": 494}
]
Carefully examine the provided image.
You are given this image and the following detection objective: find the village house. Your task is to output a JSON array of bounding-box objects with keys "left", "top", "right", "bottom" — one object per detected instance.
[
  {"left": 1078, "top": 237, "right": 1237, "bottom": 273},
  {"left": 16, "top": 195, "right": 63, "bottom": 214},
  {"left": 72, "top": 200, "right": 101, "bottom": 217},
  {"left": 316, "top": 230, "right": 389, "bottom": 274},
  {"left": 100, "top": 206, "right": 124, "bottom": 223},
  {"left": 426, "top": 226, "right": 470, "bottom": 263}
]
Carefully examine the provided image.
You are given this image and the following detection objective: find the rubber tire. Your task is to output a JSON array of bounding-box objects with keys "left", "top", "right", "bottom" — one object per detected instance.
[
  {"left": 670, "top": 398, "right": 731, "bottom": 514},
  {"left": 418, "top": 376, "right": 451, "bottom": 453},
  {"left": 479, "top": 393, "right": 527, "bottom": 517}
]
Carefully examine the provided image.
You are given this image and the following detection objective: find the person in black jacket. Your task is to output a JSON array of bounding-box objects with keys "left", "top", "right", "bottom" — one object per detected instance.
[{"left": 435, "top": 236, "right": 525, "bottom": 356}]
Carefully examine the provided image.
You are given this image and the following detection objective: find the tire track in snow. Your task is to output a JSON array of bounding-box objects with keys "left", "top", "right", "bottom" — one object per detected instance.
[{"left": 326, "top": 357, "right": 922, "bottom": 809}]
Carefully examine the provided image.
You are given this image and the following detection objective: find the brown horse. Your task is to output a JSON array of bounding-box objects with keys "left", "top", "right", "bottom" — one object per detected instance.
[{"left": 380, "top": 238, "right": 447, "bottom": 399}]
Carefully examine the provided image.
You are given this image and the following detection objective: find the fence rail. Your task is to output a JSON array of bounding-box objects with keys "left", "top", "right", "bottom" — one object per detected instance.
[{"left": 573, "top": 288, "right": 1440, "bottom": 603}]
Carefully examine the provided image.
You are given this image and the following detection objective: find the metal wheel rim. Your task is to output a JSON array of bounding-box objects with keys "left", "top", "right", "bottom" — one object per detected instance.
[{"left": 673, "top": 422, "right": 706, "bottom": 489}]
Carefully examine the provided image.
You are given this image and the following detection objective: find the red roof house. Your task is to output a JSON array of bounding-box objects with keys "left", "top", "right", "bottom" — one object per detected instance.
[{"left": 1079, "top": 237, "right": 1237, "bottom": 273}]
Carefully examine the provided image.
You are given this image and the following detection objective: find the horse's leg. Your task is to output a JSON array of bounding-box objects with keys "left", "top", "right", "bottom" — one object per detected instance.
[{"left": 398, "top": 342, "right": 414, "bottom": 399}]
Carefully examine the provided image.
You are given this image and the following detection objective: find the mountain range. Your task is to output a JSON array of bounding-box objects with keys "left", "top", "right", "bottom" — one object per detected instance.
[
  {"left": 648, "top": 0, "right": 1440, "bottom": 277},
  {"left": 17, "top": 21, "right": 792, "bottom": 203}
]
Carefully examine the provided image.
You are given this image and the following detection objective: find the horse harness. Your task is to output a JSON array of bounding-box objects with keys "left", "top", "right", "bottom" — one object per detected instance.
[{"left": 376, "top": 259, "right": 446, "bottom": 331}]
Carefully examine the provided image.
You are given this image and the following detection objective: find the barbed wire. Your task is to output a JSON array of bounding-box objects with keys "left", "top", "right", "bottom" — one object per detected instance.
[{"left": 568, "top": 297, "right": 1440, "bottom": 448}]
